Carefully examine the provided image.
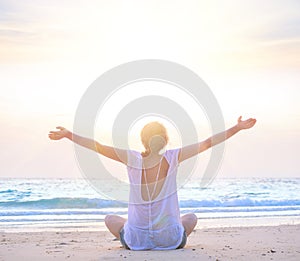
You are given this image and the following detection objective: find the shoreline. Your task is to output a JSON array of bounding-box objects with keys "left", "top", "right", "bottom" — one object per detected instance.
[
  {"left": 1, "top": 224, "right": 300, "bottom": 260},
  {"left": 2, "top": 215, "right": 300, "bottom": 233}
]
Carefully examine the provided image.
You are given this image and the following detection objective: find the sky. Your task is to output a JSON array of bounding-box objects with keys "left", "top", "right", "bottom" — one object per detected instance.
[{"left": 0, "top": 0, "right": 299, "bottom": 179}]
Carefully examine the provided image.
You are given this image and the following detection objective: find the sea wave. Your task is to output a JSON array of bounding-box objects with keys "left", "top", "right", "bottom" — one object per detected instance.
[
  {"left": 179, "top": 199, "right": 300, "bottom": 208},
  {"left": 0, "top": 197, "right": 127, "bottom": 209},
  {"left": 1, "top": 197, "right": 300, "bottom": 210}
]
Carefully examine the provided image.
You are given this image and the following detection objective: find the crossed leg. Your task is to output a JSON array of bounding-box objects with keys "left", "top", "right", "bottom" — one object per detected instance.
[
  {"left": 104, "top": 215, "right": 127, "bottom": 239},
  {"left": 105, "top": 213, "right": 197, "bottom": 239},
  {"left": 181, "top": 213, "right": 198, "bottom": 236}
]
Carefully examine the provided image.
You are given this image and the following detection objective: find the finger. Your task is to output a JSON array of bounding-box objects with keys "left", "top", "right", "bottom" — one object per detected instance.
[
  {"left": 238, "top": 116, "right": 242, "bottom": 122},
  {"left": 248, "top": 119, "right": 256, "bottom": 127},
  {"left": 56, "top": 126, "right": 65, "bottom": 130}
]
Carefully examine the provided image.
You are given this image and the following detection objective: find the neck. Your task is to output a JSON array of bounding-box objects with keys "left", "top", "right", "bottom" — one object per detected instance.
[{"left": 142, "top": 149, "right": 162, "bottom": 158}]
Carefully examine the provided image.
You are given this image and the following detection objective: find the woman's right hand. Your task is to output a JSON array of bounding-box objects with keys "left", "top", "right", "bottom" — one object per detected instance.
[{"left": 48, "top": 126, "right": 70, "bottom": 140}]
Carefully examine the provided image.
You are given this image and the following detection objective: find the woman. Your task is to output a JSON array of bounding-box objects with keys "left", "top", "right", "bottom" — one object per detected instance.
[{"left": 49, "top": 116, "right": 256, "bottom": 250}]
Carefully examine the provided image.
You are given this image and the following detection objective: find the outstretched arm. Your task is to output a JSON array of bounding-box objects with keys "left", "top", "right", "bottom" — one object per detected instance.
[
  {"left": 48, "top": 127, "right": 127, "bottom": 164},
  {"left": 178, "top": 116, "right": 256, "bottom": 163}
]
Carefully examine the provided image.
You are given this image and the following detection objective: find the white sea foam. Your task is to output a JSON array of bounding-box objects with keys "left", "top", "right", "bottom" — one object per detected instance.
[{"left": 0, "top": 178, "right": 299, "bottom": 231}]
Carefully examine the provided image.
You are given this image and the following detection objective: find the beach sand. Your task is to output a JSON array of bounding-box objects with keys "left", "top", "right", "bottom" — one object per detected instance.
[{"left": 0, "top": 225, "right": 299, "bottom": 261}]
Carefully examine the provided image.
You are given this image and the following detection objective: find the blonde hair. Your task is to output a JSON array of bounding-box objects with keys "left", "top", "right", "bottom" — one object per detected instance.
[{"left": 140, "top": 121, "right": 169, "bottom": 157}]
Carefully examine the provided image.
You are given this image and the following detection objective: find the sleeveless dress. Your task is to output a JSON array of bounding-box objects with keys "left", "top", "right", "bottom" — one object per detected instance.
[{"left": 123, "top": 148, "right": 184, "bottom": 250}]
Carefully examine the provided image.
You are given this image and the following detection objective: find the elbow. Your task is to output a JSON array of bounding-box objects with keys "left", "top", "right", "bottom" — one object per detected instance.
[{"left": 95, "top": 142, "right": 103, "bottom": 153}]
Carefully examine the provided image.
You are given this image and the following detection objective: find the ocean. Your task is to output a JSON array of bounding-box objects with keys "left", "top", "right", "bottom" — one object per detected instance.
[{"left": 1, "top": 178, "right": 300, "bottom": 232}]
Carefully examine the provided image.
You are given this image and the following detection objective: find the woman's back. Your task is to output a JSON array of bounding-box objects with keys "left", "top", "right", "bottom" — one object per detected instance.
[
  {"left": 141, "top": 155, "right": 169, "bottom": 201},
  {"left": 123, "top": 149, "right": 184, "bottom": 250}
]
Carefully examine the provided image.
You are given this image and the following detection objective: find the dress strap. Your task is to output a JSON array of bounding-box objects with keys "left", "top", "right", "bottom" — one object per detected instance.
[{"left": 143, "top": 158, "right": 163, "bottom": 201}]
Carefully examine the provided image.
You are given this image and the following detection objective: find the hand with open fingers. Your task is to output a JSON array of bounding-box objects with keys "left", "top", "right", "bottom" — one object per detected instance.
[
  {"left": 48, "top": 126, "right": 69, "bottom": 140},
  {"left": 237, "top": 116, "right": 257, "bottom": 130}
]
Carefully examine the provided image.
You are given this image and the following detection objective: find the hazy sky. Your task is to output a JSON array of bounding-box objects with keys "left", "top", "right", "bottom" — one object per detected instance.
[{"left": 0, "top": 0, "right": 299, "bottom": 179}]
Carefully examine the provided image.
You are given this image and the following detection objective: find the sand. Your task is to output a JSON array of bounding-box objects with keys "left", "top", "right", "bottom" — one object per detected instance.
[{"left": 0, "top": 225, "right": 300, "bottom": 261}]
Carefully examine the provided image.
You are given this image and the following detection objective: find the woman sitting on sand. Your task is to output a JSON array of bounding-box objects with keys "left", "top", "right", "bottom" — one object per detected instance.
[{"left": 49, "top": 116, "right": 256, "bottom": 250}]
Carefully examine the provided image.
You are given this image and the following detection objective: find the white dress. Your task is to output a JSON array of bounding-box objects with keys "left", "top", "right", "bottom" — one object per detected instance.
[{"left": 123, "top": 148, "right": 184, "bottom": 250}]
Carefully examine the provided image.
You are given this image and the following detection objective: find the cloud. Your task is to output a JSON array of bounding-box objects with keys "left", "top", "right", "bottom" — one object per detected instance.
[
  {"left": 256, "top": 15, "right": 300, "bottom": 47},
  {"left": 0, "top": 0, "right": 299, "bottom": 68},
  {"left": 0, "top": 0, "right": 81, "bottom": 62},
  {"left": 264, "top": 19, "right": 300, "bottom": 40},
  {"left": 0, "top": 29, "right": 39, "bottom": 45}
]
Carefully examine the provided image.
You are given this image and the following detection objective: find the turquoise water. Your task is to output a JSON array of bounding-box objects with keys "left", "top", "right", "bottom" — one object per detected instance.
[{"left": 1, "top": 178, "right": 299, "bottom": 231}]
